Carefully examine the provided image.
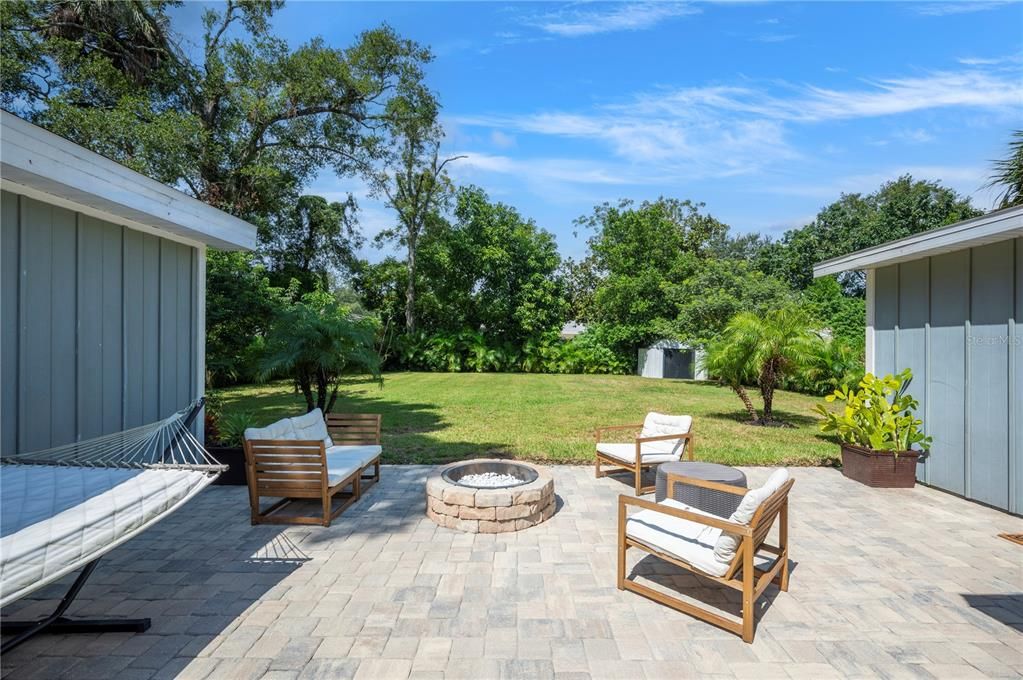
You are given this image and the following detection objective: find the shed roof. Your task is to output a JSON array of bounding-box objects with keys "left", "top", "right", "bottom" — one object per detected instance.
[
  {"left": 0, "top": 111, "right": 256, "bottom": 250},
  {"left": 813, "top": 204, "right": 1023, "bottom": 277}
]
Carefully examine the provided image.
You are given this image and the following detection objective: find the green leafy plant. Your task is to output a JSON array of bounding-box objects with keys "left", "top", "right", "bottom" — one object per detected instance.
[
  {"left": 814, "top": 369, "right": 932, "bottom": 454},
  {"left": 215, "top": 411, "right": 260, "bottom": 449},
  {"left": 261, "top": 289, "right": 382, "bottom": 413}
]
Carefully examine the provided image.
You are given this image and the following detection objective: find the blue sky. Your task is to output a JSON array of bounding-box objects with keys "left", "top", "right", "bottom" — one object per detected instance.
[{"left": 173, "top": 1, "right": 1023, "bottom": 261}]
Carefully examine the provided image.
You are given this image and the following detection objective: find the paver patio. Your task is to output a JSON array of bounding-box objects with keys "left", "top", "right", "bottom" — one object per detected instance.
[{"left": 1, "top": 466, "right": 1020, "bottom": 679}]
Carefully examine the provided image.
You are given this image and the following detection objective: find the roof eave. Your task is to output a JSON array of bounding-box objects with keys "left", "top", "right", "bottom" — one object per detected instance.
[{"left": 813, "top": 205, "right": 1023, "bottom": 277}]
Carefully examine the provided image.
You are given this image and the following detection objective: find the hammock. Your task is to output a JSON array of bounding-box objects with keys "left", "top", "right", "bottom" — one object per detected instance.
[{"left": 0, "top": 400, "right": 225, "bottom": 652}]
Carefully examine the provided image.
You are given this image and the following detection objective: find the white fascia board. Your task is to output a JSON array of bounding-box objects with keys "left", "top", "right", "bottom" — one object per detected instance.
[
  {"left": 813, "top": 206, "right": 1023, "bottom": 277},
  {"left": 0, "top": 111, "right": 256, "bottom": 251}
]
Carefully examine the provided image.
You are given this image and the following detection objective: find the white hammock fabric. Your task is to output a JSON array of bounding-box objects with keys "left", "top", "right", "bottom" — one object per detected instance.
[{"left": 0, "top": 402, "right": 225, "bottom": 607}]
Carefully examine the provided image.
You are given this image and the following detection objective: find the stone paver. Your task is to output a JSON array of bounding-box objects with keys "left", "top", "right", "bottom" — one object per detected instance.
[{"left": 1, "top": 466, "right": 1020, "bottom": 679}]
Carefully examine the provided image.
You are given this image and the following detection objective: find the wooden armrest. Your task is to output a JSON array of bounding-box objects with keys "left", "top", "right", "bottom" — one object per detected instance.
[
  {"left": 595, "top": 423, "right": 643, "bottom": 442},
  {"left": 635, "top": 431, "right": 693, "bottom": 444},
  {"left": 667, "top": 473, "right": 747, "bottom": 497},
  {"left": 618, "top": 494, "right": 751, "bottom": 535}
]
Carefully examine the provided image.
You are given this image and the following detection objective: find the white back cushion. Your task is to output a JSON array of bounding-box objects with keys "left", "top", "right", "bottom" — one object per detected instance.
[
  {"left": 290, "top": 408, "right": 333, "bottom": 447},
  {"left": 640, "top": 412, "right": 692, "bottom": 455},
  {"left": 244, "top": 417, "right": 296, "bottom": 442},
  {"left": 712, "top": 468, "right": 790, "bottom": 565}
]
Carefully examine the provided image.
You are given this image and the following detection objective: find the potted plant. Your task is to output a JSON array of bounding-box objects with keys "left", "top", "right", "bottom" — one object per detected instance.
[
  {"left": 206, "top": 407, "right": 259, "bottom": 487},
  {"left": 814, "top": 369, "right": 932, "bottom": 488}
]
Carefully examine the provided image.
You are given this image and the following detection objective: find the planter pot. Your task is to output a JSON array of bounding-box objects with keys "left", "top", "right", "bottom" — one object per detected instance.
[
  {"left": 206, "top": 446, "right": 248, "bottom": 486},
  {"left": 840, "top": 444, "right": 920, "bottom": 488}
]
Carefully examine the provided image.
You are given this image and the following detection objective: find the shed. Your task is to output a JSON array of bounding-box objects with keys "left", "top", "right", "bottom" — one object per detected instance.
[
  {"left": 814, "top": 206, "right": 1023, "bottom": 514},
  {"left": 1, "top": 111, "right": 257, "bottom": 454},
  {"left": 638, "top": 340, "right": 707, "bottom": 380}
]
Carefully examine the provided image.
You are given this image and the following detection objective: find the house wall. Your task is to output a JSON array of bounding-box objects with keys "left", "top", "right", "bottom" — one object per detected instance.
[
  {"left": 0, "top": 190, "right": 202, "bottom": 455},
  {"left": 870, "top": 237, "right": 1022, "bottom": 514}
]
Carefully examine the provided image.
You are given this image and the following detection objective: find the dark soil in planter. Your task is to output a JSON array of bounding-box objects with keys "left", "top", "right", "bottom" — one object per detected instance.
[
  {"left": 841, "top": 444, "right": 919, "bottom": 488},
  {"left": 206, "top": 446, "right": 248, "bottom": 486}
]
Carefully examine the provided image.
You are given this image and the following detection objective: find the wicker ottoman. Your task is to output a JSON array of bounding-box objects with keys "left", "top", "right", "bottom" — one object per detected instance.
[{"left": 655, "top": 462, "right": 747, "bottom": 517}]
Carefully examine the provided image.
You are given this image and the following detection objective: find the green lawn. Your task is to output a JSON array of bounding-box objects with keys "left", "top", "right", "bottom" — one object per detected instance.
[{"left": 219, "top": 372, "right": 840, "bottom": 467}]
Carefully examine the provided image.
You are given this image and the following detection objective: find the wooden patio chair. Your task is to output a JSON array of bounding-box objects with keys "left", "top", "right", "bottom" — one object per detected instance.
[
  {"left": 595, "top": 413, "right": 694, "bottom": 495},
  {"left": 617, "top": 469, "right": 793, "bottom": 643},
  {"left": 325, "top": 412, "right": 383, "bottom": 489},
  {"left": 243, "top": 439, "right": 361, "bottom": 527}
]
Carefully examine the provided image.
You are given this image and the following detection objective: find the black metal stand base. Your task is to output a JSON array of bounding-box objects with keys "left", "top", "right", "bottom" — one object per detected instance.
[{"left": 1, "top": 559, "right": 150, "bottom": 654}]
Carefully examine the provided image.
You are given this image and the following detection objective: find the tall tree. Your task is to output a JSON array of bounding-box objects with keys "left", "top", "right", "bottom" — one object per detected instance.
[
  {"left": 373, "top": 117, "right": 462, "bottom": 333},
  {"left": 2, "top": 0, "right": 437, "bottom": 221},
  {"left": 756, "top": 175, "right": 980, "bottom": 295},
  {"left": 986, "top": 130, "right": 1023, "bottom": 209},
  {"left": 260, "top": 194, "right": 362, "bottom": 292}
]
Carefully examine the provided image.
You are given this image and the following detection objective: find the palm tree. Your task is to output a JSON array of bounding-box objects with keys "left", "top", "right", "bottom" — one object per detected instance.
[
  {"left": 704, "top": 306, "right": 816, "bottom": 425},
  {"left": 985, "top": 130, "right": 1023, "bottom": 209}
]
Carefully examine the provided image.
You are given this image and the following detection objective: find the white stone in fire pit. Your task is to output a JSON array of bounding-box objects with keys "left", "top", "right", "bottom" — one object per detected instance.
[
  {"left": 459, "top": 472, "right": 521, "bottom": 488},
  {"left": 426, "top": 460, "right": 555, "bottom": 533}
]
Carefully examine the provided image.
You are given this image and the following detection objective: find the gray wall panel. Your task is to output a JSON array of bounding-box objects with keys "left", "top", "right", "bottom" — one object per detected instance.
[
  {"left": 1, "top": 192, "right": 19, "bottom": 454},
  {"left": 872, "top": 241, "right": 1020, "bottom": 513},
  {"left": 874, "top": 265, "right": 899, "bottom": 376},
  {"left": 897, "top": 259, "right": 929, "bottom": 481},
  {"left": 49, "top": 205, "right": 77, "bottom": 446},
  {"left": 1, "top": 193, "right": 199, "bottom": 454},
  {"left": 1013, "top": 238, "right": 1022, "bottom": 515},
  {"left": 967, "top": 243, "right": 1012, "bottom": 509},
  {"left": 19, "top": 197, "right": 54, "bottom": 452},
  {"left": 927, "top": 251, "right": 968, "bottom": 495}
]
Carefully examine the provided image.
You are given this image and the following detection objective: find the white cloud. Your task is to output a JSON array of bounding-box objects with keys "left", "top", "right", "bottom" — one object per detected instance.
[
  {"left": 637, "top": 69, "right": 1023, "bottom": 123},
  {"left": 762, "top": 165, "right": 994, "bottom": 206},
  {"left": 527, "top": 2, "right": 699, "bottom": 37},
  {"left": 490, "top": 130, "right": 516, "bottom": 149},
  {"left": 913, "top": 1, "right": 1017, "bottom": 16},
  {"left": 751, "top": 33, "right": 796, "bottom": 43}
]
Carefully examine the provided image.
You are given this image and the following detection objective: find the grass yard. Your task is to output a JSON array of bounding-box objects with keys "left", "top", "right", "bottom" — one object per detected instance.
[{"left": 221, "top": 372, "right": 839, "bottom": 467}]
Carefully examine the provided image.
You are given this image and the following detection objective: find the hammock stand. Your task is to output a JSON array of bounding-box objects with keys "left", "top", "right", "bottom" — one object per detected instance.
[{"left": 1, "top": 400, "right": 221, "bottom": 653}]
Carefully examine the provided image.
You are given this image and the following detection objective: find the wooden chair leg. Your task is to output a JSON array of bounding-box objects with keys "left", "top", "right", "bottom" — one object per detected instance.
[
  {"left": 595, "top": 455, "right": 602, "bottom": 478},
  {"left": 634, "top": 464, "right": 643, "bottom": 495},
  {"left": 741, "top": 539, "right": 755, "bottom": 643},
  {"left": 778, "top": 500, "right": 790, "bottom": 591},
  {"left": 322, "top": 490, "right": 332, "bottom": 527},
  {"left": 617, "top": 499, "right": 628, "bottom": 590}
]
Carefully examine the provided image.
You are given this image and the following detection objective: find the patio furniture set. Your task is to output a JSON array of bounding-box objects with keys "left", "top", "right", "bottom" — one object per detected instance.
[{"left": 239, "top": 408, "right": 793, "bottom": 643}]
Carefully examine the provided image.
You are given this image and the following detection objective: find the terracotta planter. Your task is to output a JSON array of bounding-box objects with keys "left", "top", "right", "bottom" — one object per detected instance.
[
  {"left": 206, "top": 446, "right": 248, "bottom": 486},
  {"left": 840, "top": 444, "right": 920, "bottom": 488}
]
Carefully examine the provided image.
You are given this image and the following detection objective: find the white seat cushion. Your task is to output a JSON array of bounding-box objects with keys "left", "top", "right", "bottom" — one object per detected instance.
[
  {"left": 596, "top": 442, "right": 679, "bottom": 465},
  {"left": 290, "top": 408, "right": 333, "bottom": 448},
  {"left": 327, "top": 462, "right": 361, "bottom": 487},
  {"left": 640, "top": 412, "right": 692, "bottom": 456},
  {"left": 713, "top": 468, "right": 790, "bottom": 564},
  {"left": 327, "top": 445, "right": 382, "bottom": 470},
  {"left": 626, "top": 498, "right": 730, "bottom": 577},
  {"left": 244, "top": 417, "right": 296, "bottom": 442}
]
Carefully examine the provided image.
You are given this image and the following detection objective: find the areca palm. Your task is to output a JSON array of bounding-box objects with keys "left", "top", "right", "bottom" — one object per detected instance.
[{"left": 704, "top": 306, "right": 815, "bottom": 424}]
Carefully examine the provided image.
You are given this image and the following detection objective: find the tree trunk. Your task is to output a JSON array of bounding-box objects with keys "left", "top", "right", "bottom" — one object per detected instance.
[
  {"left": 325, "top": 385, "right": 340, "bottom": 414},
  {"left": 732, "top": 385, "right": 759, "bottom": 422},
  {"left": 405, "top": 229, "right": 417, "bottom": 333},
  {"left": 759, "top": 359, "right": 778, "bottom": 423},
  {"left": 314, "top": 368, "right": 331, "bottom": 412},
  {"left": 298, "top": 374, "right": 315, "bottom": 413}
]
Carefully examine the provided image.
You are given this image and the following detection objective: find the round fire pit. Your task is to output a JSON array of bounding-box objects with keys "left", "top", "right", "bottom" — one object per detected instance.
[{"left": 427, "top": 460, "right": 555, "bottom": 533}]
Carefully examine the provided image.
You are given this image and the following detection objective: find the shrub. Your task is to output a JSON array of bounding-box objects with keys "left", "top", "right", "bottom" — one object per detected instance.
[{"left": 814, "top": 369, "right": 932, "bottom": 454}]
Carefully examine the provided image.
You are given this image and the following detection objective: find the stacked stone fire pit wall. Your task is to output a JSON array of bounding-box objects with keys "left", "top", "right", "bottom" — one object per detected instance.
[{"left": 426, "top": 461, "right": 555, "bottom": 533}]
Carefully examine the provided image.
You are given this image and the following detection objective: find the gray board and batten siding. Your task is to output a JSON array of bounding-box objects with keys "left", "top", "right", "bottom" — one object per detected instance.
[
  {"left": 1, "top": 189, "right": 200, "bottom": 455},
  {"left": 868, "top": 236, "right": 1022, "bottom": 515}
]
